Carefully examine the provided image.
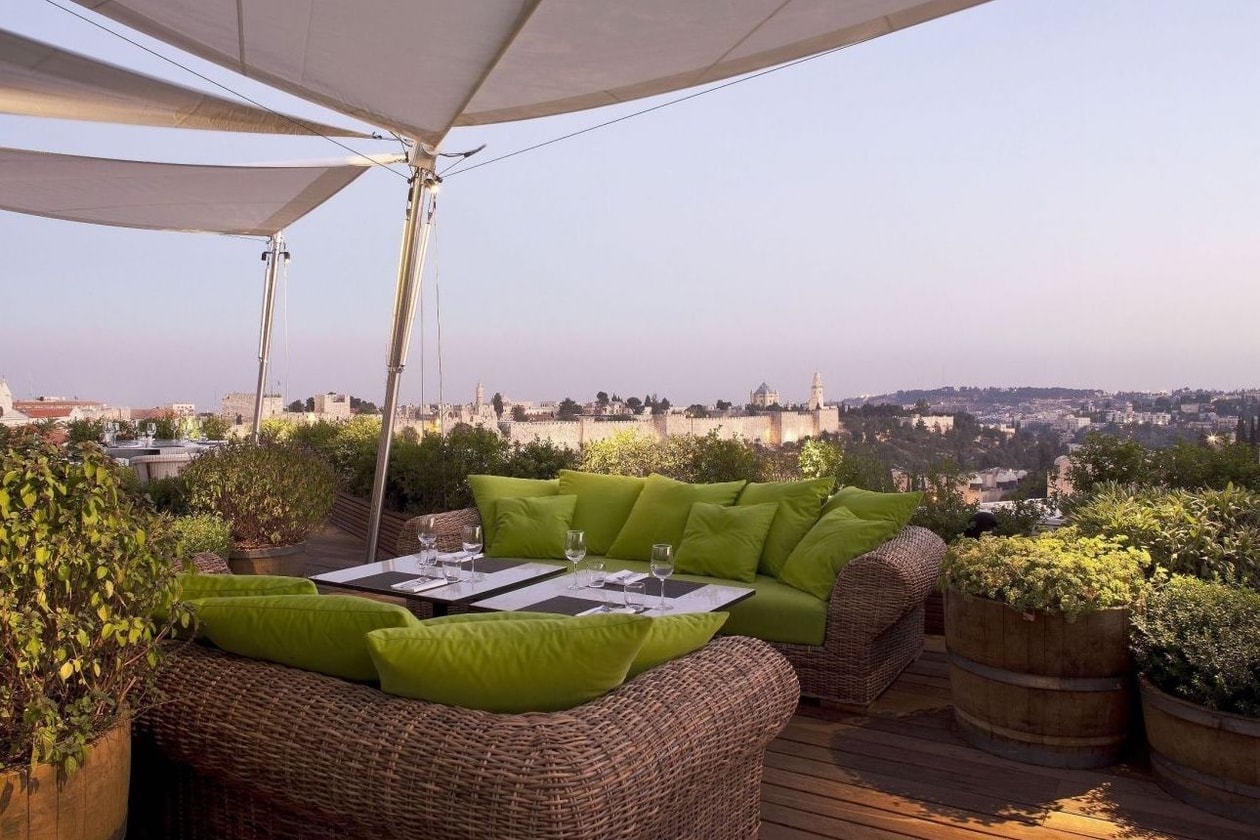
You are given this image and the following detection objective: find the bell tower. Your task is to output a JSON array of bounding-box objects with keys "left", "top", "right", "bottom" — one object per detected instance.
[{"left": 808, "top": 372, "right": 824, "bottom": 411}]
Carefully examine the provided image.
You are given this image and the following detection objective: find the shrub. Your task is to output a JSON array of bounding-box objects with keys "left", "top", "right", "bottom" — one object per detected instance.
[
  {"left": 290, "top": 415, "right": 382, "bottom": 488},
  {"left": 182, "top": 442, "right": 336, "bottom": 549},
  {"left": 169, "top": 514, "right": 232, "bottom": 560},
  {"left": 144, "top": 475, "right": 189, "bottom": 515},
  {"left": 940, "top": 528, "right": 1151, "bottom": 619},
  {"left": 199, "top": 414, "right": 231, "bottom": 440},
  {"left": 0, "top": 431, "right": 187, "bottom": 773},
  {"left": 65, "top": 417, "right": 105, "bottom": 444},
  {"left": 1131, "top": 576, "right": 1260, "bottom": 717},
  {"left": 1071, "top": 484, "right": 1260, "bottom": 590}
]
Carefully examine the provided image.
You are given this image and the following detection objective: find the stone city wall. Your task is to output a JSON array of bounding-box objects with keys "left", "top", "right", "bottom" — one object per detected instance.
[{"left": 502, "top": 408, "right": 840, "bottom": 449}]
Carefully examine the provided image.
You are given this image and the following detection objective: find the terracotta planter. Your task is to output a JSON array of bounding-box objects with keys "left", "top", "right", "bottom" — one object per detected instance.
[
  {"left": 1140, "top": 677, "right": 1260, "bottom": 822},
  {"left": 945, "top": 591, "right": 1132, "bottom": 768},
  {"left": 228, "top": 542, "right": 307, "bottom": 576},
  {"left": 0, "top": 715, "right": 130, "bottom": 840}
]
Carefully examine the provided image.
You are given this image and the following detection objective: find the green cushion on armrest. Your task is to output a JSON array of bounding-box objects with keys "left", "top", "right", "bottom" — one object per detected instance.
[
  {"left": 193, "top": 594, "right": 417, "bottom": 681},
  {"left": 176, "top": 572, "right": 317, "bottom": 600},
  {"left": 822, "top": 486, "right": 922, "bottom": 529},
  {"left": 779, "top": 508, "right": 900, "bottom": 600},
  {"left": 627, "top": 612, "right": 728, "bottom": 677},
  {"left": 468, "top": 475, "right": 559, "bottom": 551},
  {"left": 488, "top": 494, "right": 577, "bottom": 559},
  {"left": 367, "top": 613, "right": 651, "bottom": 712},
  {"left": 673, "top": 502, "right": 777, "bottom": 583}
]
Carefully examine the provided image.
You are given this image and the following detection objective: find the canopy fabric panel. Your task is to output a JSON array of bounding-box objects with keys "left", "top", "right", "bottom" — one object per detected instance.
[
  {"left": 71, "top": 0, "right": 992, "bottom": 146},
  {"left": 0, "top": 27, "right": 371, "bottom": 136},
  {"left": 0, "top": 146, "right": 376, "bottom": 235}
]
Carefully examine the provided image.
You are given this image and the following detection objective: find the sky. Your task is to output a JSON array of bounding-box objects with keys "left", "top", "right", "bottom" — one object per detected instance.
[{"left": 2, "top": 0, "right": 1259, "bottom": 412}]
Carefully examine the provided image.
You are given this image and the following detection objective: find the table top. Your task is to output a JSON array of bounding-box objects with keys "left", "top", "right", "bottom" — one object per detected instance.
[
  {"left": 311, "top": 553, "right": 564, "bottom": 605},
  {"left": 470, "top": 573, "right": 755, "bottom": 617}
]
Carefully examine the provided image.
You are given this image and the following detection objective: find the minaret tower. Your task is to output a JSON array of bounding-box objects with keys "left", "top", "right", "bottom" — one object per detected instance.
[
  {"left": 808, "top": 372, "right": 824, "bottom": 411},
  {"left": 474, "top": 381, "right": 485, "bottom": 410}
]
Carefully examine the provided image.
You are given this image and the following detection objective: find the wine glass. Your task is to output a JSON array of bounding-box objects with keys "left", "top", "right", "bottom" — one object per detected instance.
[
  {"left": 417, "top": 517, "right": 438, "bottom": 577},
  {"left": 146, "top": 422, "right": 157, "bottom": 446},
  {"left": 564, "top": 530, "right": 587, "bottom": 590},
  {"left": 650, "top": 543, "right": 674, "bottom": 611},
  {"left": 461, "top": 524, "right": 482, "bottom": 582}
]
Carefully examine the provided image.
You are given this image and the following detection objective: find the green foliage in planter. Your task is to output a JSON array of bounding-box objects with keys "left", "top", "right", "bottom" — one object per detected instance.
[
  {"left": 170, "top": 514, "right": 232, "bottom": 561},
  {"left": 65, "top": 417, "right": 105, "bottom": 445},
  {"left": 144, "top": 475, "right": 189, "bottom": 515},
  {"left": 198, "top": 414, "right": 231, "bottom": 440},
  {"left": 940, "top": 528, "right": 1151, "bottom": 619},
  {"left": 1071, "top": 483, "right": 1260, "bottom": 590},
  {"left": 182, "top": 442, "right": 336, "bottom": 549},
  {"left": 0, "top": 430, "right": 188, "bottom": 773},
  {"left": 1132, "top": 576, "right": 1260, "bottom": 717}
]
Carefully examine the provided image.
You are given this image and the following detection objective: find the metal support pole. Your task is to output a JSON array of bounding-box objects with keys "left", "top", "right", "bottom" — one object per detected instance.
[
  {"left": 365, "top": 147, "right": 439, "bottom": 561},
  {"left": 252, "top": 232, "right": 288, "bottom": 443}
]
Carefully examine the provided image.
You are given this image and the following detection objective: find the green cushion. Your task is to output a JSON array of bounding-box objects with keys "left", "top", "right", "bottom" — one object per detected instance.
[
  {"left": 673, "top": 502, "right": 777, "bottom": 583},
  {"left": 487, "top": 495, "right": 577, "bottom": 559},
  {"left": 822, "top": 486, "right": 922, "bottom": 529},
  {"left": 467, "top": 475, "right": 560, "bottom": 551},
  {"left": 366, "top": 613, "right": 652, "bottom": 712},
  {"left": 779, "top": 508, "right": 901, "bottom": 600},
  {"left": 738, "top": 478, "right": 835, "bottom": 578},
  {"left": 176, "top": 572, "right": 317, "bottom": 601},
  {"left": 557, "top": 470, "right": 646, "bottom": 555},
  {"left": 606, "top": 474, "right": 747, "bottom": 560},
  {"left": 627, "top": 612, "right": 728, "bottom": 677},
  {"left": 421, "top": 611, "right": 564, "bottom": 626},
  {"left": 598, "top": 559, "right": 829, "bottom": 646},
  {"left": 194, "top": 594, "right": 417, "bottom": 681}
]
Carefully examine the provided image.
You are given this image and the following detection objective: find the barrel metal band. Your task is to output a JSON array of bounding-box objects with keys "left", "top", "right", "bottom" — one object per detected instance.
[{"left": 950, "top": 652, "right": 1126, "bottom": 692}]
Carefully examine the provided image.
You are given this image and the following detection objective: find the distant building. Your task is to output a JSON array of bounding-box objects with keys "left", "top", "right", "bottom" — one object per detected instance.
[
  {"left": 221, "top": 392, "right": 282, "bottom": 426},
  {"left": 749, "top": 382, "right": 779, "bottom": 408},
  {"left": 808, "top": 372, "right": 824, "bottom": 411},
  {"left": 313, "top": 392, "right": 351, "bottom": 418}
]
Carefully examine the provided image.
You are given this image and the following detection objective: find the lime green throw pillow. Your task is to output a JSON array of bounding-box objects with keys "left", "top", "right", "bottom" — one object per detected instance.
[
  {"left": 557, "top": 470, "right": 646, "bottom": 555},
  {"left": 488, "top": 495, "right": 577, "bottom": 559},
  {"left": 176, "top": 572, "right": 317, "bottom": 601},
  {"left": 627, "top": 612, "right": 728, "bottom": 678},
  {"left": 606, "top": 474, "right": 747, "bottom": 561},
  {"left": 822, "top": 486, "right": 922, "bottom": 529},
  {"left": 367, "top": 613, "right": 652, "bottom": 713},
  {"left": 738, "top": 477, "right": 834, "bottom": 578},
  {"left": 468, "top": 475, "right": 560, "bottom": 551},
  {"left": 673, "top": 503, "right": 777, "bottom": 582},
  {"left": 194, "top": 594, "right": 417, "bottom": 681},
  {"left": 779, "top": 508, "right": 900, "bottom": 600}
]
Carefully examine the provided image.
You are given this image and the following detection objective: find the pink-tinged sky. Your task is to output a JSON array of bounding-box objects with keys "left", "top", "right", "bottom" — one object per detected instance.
[{"left": 2, "top": 0, "right": 1258, "bottom": 413}]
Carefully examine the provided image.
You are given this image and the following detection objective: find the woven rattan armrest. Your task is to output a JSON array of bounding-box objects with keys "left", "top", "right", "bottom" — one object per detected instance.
[
  {"left": 396, "top": 507, "right": 482, "bottom": 554},
  {"left": 825, "top": 525, "right": 945, "bottom": 645}
]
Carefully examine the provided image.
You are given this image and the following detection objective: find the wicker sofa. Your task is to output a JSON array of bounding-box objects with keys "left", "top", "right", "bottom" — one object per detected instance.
[
  {"left": 129, "top": 634, "right": 798, "bottom": 840},
  {"left": 399, "top": 508, "right": 946, "bottom": 707}
]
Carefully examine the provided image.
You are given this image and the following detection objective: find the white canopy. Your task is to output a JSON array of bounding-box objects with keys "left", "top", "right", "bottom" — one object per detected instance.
[
  {"left": 0, "top": 146, "right": 382, "bottom": 235},
  {"left": 0, "top": 28, "right": 371, "bottom": 137},
  {"left": 72, "top": 0, "right": 992, "bottom": 146}
]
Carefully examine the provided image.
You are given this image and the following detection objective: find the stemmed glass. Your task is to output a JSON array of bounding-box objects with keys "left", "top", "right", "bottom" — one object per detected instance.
[
  {"left": 145, "top": 422, "right": 157, "bottom": 446},
  {"left": 461, "top": 524, "right": 482, "bottom": 582},
  {"left": 650, "top": 543, "right": 674, "bottom": 611},
  {"left": 417, "top": 517, "right": 438, "bottom": 576},
  {"left": 564, "top": 530, "right": 586, "bottom": 589}
]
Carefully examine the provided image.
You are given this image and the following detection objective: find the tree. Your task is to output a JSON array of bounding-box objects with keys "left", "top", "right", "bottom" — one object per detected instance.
[
  {"left": 715, "top": 400, "right": 732, "bottom": 411},
  {"left": 625, "top": 396, "right": 644, "bottom": 414},
  {"left": 652, "top": 398, "right": 671, "bottom": 415},
  {"left": 287, "top": 399, "right": 305, "bottom": 413},
  {"left": 349, "top": 396, "right": 380, "bottom": 415},
  {"left": 685, "top": 403, "right": 709, "bottom": 418},
  {"left": 492, "top": 392, "right": 504, "bottom": 419},
  {"left": 557, "top": 397, "right": 581, "bottom": 420},
  {"left": 596, "top": 391, "right": 610, "bottom": 410},
  {"left": 511, "top": 405, "right": 528, "bottom": 422}
]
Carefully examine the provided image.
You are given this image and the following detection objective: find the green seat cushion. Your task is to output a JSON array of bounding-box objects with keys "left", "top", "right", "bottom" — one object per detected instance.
[
  {"left": 822, "top": 486, "right": 922, "bottom": 529},
  {"left": 487, "top": 495, "right": 577, "bottom": 559},
  {"left": 738, "top": 477, "right": 835, "bottom": 578},
  {"left": 673, "top": 502, "right": 777, "bottom": 583},
  {"left": 557, "top": 470, "right": 646, "bottom": 555},
  {"left": 606, "top": 474, "right": 747, "bottom": 560},
  {"left": 366, "top": 613, "right": 652, "bottom": 713},
  {"left": 176, "top": 572, "right": 317, "bottom": 600},
  {"left": 627, "top": 612, "right": 729, "bottom": 677},
  {"left": 468, "top": 475, "right": 560, "bottom": 551},
  {"left": 598, "top": 560, "right": 828, "bottom": 647},
  {"left": 779, "top": 508, "right": 901, "bottom": 600},
  {"left": 193, "top": 594, "right": 417, "bottom": 681}
]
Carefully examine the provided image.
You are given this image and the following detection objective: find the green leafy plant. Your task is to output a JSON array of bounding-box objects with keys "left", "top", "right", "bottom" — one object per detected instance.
[
  {"left": 182, "top": 442, "right": 336, "bottom": 549},
  {"left": 144, "top": 475, "right": 189, "bottom": 515},
  {"left": 0, "top": 429, "right": 188, "bottom": 773},
  {"left": 1131, "top": 576, "right": 1260, "bottom": 717},
  {"left": 65, "top": 418, "right": 105, "bottom": 445},
  {"left": 198, "top": 414, "right": 231, "bottom": 440},
  {"left": 1071, "top": 483, "right": 1260, "bottom": 590},
  {"left": 169, "top": 514, "right": 232, "bottom": 561},
  {"left": 940, "top": 528, "right": 1152, "bottom": 619}
]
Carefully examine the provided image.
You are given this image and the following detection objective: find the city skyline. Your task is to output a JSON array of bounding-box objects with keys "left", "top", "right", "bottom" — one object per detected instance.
[{"left": 3, "top": 1, "right": 1259, "bottom": 410}]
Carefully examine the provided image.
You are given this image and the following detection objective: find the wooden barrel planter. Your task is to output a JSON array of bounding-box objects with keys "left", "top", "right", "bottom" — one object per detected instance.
[
  {"left": 0, "top": 715, "right": 130, "bottom": 840},
  {"left": 944, "top": 591, "right": 1132, "bottom": 768},
  {"left": 228, "top": 542, "right": 307, "bottom": 576},
  {"left": 1140, "top": 678, "right": 1260, "bottom": 822}
]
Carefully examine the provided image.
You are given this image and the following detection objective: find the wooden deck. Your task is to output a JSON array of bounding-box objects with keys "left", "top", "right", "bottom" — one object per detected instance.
[{"left": 302, "top": 525, "right": 1253, "bottom": 840}]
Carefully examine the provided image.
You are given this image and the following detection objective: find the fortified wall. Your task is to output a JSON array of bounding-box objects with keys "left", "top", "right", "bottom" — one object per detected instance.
[{"left": 502, "top": 407, "right": 840, "bottom": 449}]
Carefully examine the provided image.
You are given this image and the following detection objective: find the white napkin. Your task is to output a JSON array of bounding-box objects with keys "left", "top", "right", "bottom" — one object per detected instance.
[
  {"left": 605, "top": 570, "right": 649, "bottom": 585},
  {"left": 574, "top": 605, "right": 608, "bottom": 617},
  {"left": 390, "top": 577, "right": 450, "bottom": 593}
]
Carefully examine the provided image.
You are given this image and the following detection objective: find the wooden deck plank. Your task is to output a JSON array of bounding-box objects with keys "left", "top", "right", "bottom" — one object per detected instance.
[{"left": 302, "top": 524, "right": 1252, "bottom": 840}]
